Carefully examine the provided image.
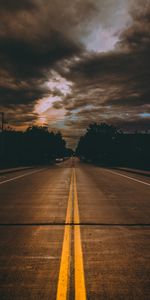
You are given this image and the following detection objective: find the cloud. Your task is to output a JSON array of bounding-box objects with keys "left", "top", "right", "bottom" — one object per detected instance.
[
  {"left": 0, "top": 33, "right": 80, "bottom": 80},
  {"left": 0, "top": 0, "right": 36, "bottom": 11},
  {"left": 0, "top": 0, "right": 149, "bottom": 146},
  {"left": 117, "top": 0, "right": 150, "bottom": 52},
  {"left": 0, "top": 0, "right": 86, "bottom": 125},
  {"left": 57, "top": 1, "right": 150, "bottom": 145}
]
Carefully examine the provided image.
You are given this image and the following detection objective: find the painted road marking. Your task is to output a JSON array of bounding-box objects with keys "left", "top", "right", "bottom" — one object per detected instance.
[
  {"left": 56, "top": 168, "right": 86, "bottom": 300},
  {"left": 56, "top": 170, "right": 73, "bottom": 300},
  {"left": 105, "top": 169, "right": 150, "bottom": 187},
  {"left": 73, "top": 168, "right": 87, "bottom": 300},
  {"left": 0, "top": 168, "right": 46, "bottom": 185}
]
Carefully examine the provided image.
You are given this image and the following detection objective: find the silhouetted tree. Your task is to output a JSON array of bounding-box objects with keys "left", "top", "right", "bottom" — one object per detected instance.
[
  {"left": 76, "top": 123, "right": 119, "bottom": 164},
  {"left": 76, "top": 122, "right": 150, "bottom": 169},
  {"left": 0, "top": 126, "right": 69, "bottom": 168}
]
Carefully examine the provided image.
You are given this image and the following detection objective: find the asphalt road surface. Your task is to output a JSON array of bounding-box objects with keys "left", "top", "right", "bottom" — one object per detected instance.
[{"left": 0, "top": 158, "right": 150, "bottom": 300}]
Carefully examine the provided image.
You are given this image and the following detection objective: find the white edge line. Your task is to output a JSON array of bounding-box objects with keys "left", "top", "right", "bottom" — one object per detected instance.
[
  {"left": 105, "top": 169, "right": 150, "bottom": 187},
  {"left": 0, "top": 168, "right": 46, "bottom": 185}
]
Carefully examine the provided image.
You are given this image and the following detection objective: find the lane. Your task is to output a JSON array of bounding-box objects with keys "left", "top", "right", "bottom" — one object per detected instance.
[
  {"left": 0, "top": 225, "right": 64, "bottom": 300},
  {"left": 0, "top": 164, "right": 72, "bottom": 224},
  {"left": 81, "top": 226, "right": 150, "bottom": 300},
  {"left": 0, "top": 160, "right": 72, "bottom": 300},
  {"left": 76, "top": 161, "right": 150, "bottom": 224},
  {"left": 75, "top": 160, "right": 150, "bottom": 299}
]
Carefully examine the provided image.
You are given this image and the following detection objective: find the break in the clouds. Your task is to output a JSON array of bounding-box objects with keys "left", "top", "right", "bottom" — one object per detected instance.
[{"left": 0, "top": 0, "right": 150, "bottom": 147}]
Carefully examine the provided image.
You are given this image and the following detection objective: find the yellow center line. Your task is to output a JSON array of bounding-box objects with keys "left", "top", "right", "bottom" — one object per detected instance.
[
  {"left": 73, "top": 168, "right": 87, "bottom": 300},
  {"left": 56, "top": 170, "right": 73, "bottom": 300},
  {"left": 56, "top": 167, "right": 87, "bottom": 300}
]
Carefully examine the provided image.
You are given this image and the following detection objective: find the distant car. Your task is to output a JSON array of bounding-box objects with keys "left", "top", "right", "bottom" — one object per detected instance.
[{"left": 55, "top": 158, "right": 64, "bottom": 163}]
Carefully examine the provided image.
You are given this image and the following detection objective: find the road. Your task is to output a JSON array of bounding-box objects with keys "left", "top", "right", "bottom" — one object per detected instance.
[{"left": 0, "top": 158, "right": 150, "bottom": 300}]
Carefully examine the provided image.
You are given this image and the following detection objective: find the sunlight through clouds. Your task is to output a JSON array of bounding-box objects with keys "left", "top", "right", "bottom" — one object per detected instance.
[
  {"left": 35, "top": 95, "right": 66, "bottom": 125},
  {"left": 46, "top": 71, "right": 73, "bottom": 96},
  {"left": 35, "top": 96, "right": 60, "bottom": 114},
  {"left": 84, "top": 27, "right": 118, "bottom": 52},
  {"left": 34, "top": 71, "right": 73, "bottom": 126}
]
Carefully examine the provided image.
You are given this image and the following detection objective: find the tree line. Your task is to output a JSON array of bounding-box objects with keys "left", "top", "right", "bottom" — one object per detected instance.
[
  {"left": 76, "top": 123, "right": 150, "bottom": 170},
  {"left": 0, "top": 126, "right": 70, "bottom": 168},
  {"left": 0, "top": 123, "right": 149, "bottom": 170}
]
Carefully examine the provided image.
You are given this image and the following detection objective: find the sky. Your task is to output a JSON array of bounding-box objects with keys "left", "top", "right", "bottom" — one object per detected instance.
[{"left": 0, "top": 0, "right": 150, "bottom": 147}]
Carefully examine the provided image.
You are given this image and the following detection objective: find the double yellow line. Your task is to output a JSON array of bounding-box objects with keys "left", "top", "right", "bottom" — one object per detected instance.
[{"left": 56, "top": 168, "right": 86, "bottom": 300}]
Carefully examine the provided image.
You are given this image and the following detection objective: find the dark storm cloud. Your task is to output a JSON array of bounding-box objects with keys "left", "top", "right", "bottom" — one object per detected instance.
[
  {"left": 64, "top": 47, "right": 150, "bottom": 108},
  {"left": 0, "top": 0, "right": 92, "bottom": 123},
  {"left": 0, "top": 32, "right": 80, "bottom": 80},
  {"left": 111, "top": 118, "right": 150, "bottom": 132},
  {"left": 0, "top": 0, "right": 36, "bottom": 11},
  {"left": 0, "top": 84, "right": 48, "bottom": 105},
  {"left": 59, "top": 1, "right": 150, "bottom": 140},
  {"left": 0, "top": 102, "right": 38, "bottom": 128},
  {"left": 0, "top": 0, "right": 98, "bottom": 83},
  {"left": 118, "top": 0, "right": 150, "bottom": 52},
  {"left": 0, "top": 0, "right": 101, "bottom": 114}
]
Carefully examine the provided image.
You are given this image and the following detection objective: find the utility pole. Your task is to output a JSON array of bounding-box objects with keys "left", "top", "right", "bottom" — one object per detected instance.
[
  {"left": 0, "top": 112, "right": 4, "bottom": 164},
  {"left": 1, "top": 112, "right": 4, "bottom": 132}
]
